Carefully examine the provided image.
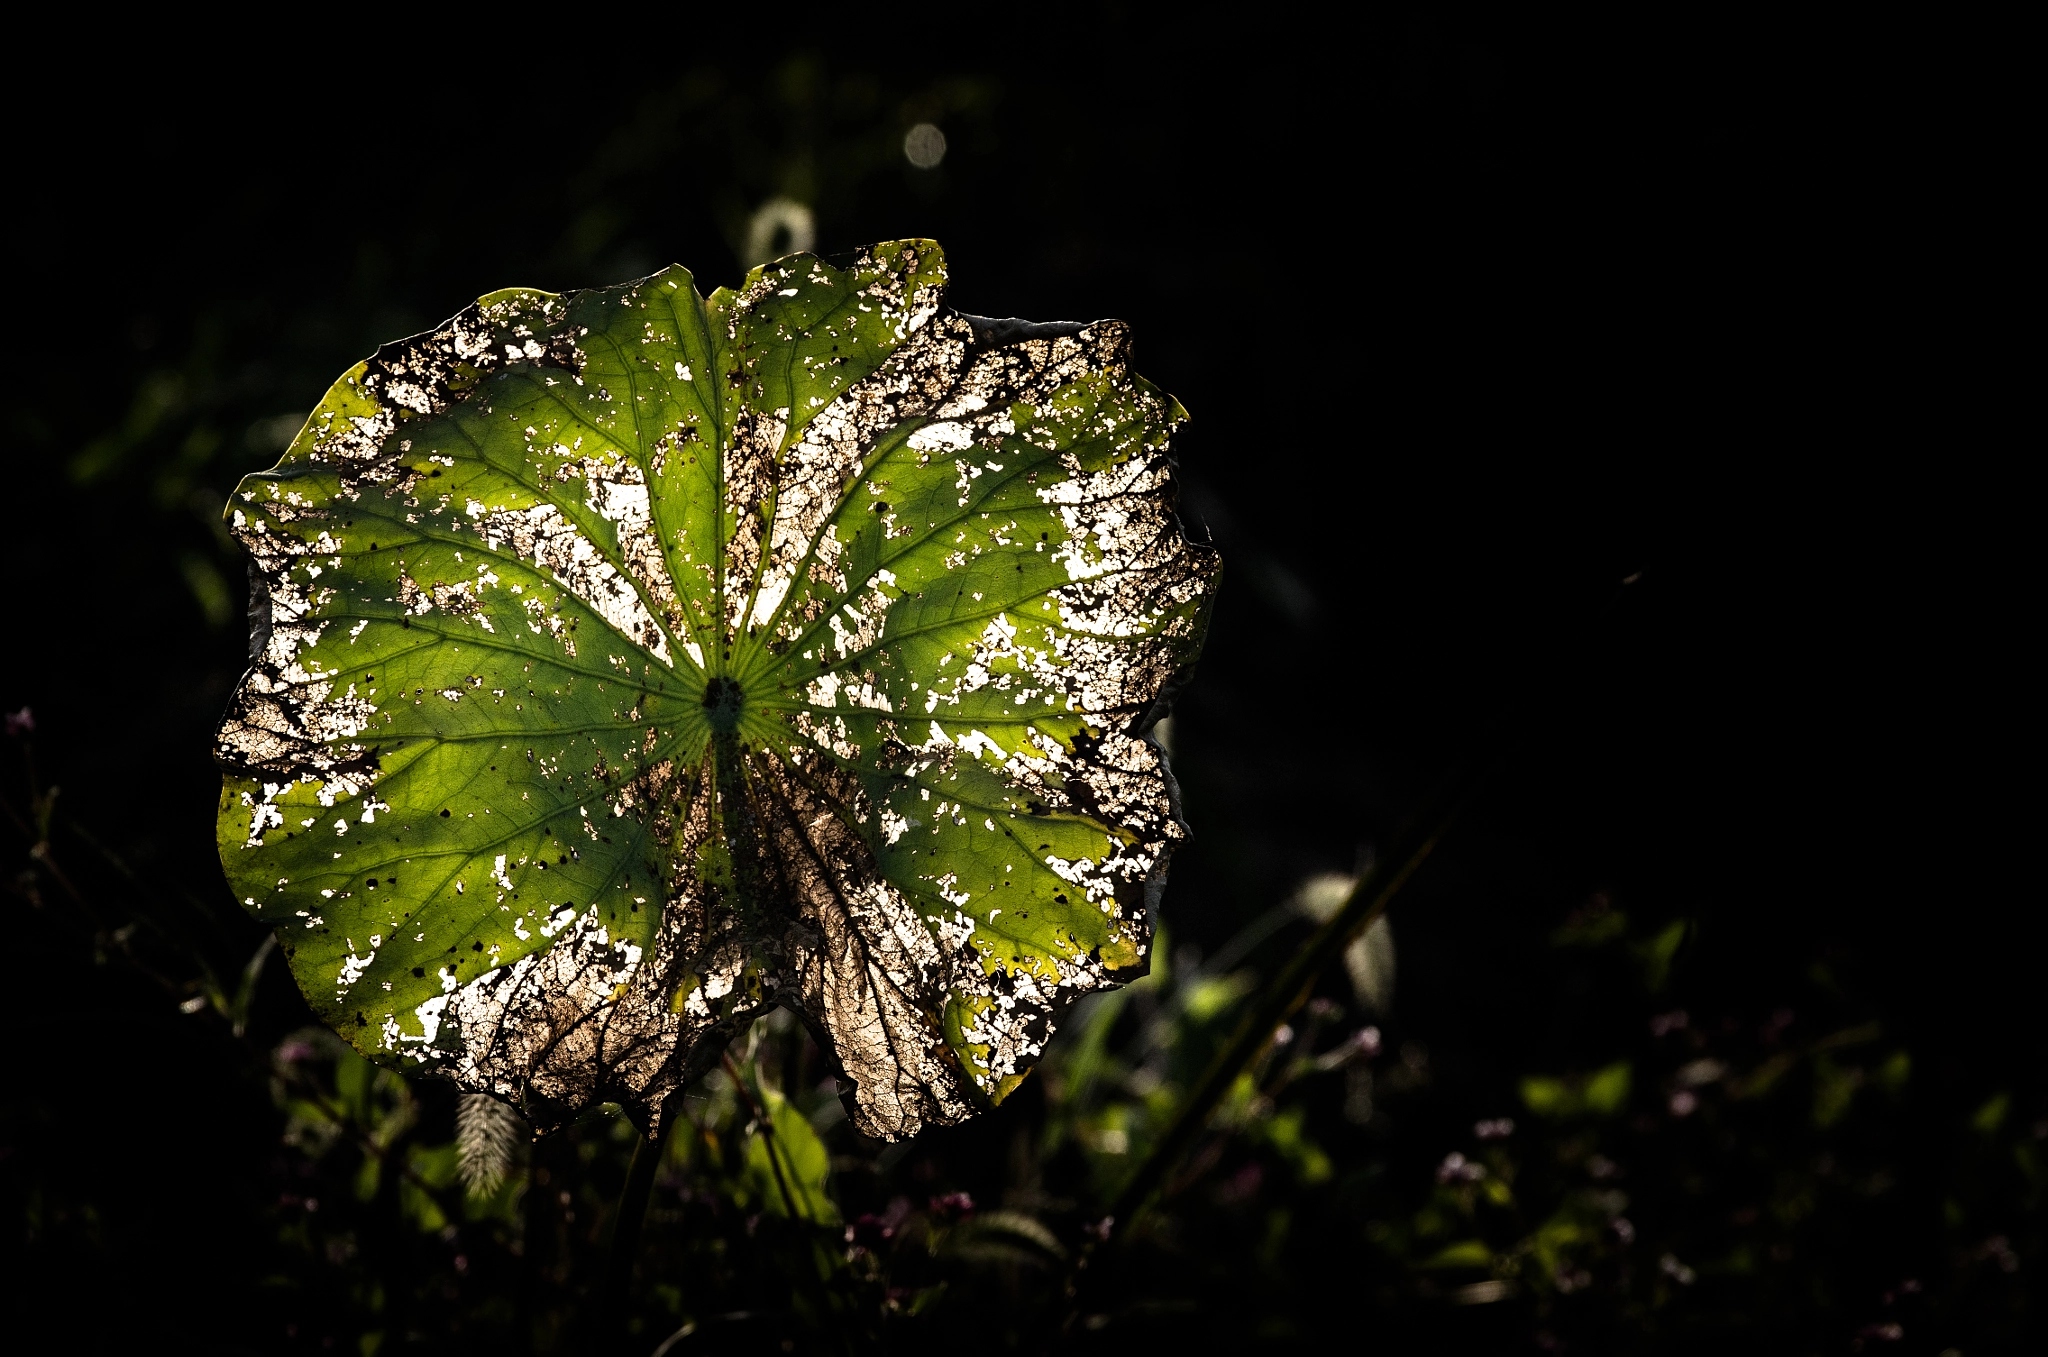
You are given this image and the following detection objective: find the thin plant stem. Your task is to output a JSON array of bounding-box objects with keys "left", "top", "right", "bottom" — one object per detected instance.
[
  {"left": 597, "top": 1094, "right": 682, "bottom": 1348},
  {"left": 723, "top": 1052, "right": 804, "bottom": 1220},
  {"left": 719, "top": 1053, "right": 863, "bottom": 1352}
]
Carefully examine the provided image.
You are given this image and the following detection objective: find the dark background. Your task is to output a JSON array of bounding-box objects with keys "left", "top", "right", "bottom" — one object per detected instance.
[{"left": 4, "top": 8, "right": 2029, "bottom": 1353}]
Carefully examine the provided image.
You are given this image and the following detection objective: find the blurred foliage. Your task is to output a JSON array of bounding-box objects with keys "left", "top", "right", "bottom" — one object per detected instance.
[
  {"left": 5, "top": 716, "right": 2041, "bottom": 1351},
  {"left": 2, "top": 17, "right": 2034, "bottom": 1356}
]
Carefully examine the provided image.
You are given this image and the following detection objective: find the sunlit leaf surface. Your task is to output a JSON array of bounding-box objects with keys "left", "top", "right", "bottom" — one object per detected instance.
[{"left": 215, "top": 241, "right": 1217, "bottom": 1138}]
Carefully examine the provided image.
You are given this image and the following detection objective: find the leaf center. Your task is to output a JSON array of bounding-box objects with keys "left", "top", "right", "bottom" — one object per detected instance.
[{"left": 702, "top": 676, "right": 746, "bottom": 736}]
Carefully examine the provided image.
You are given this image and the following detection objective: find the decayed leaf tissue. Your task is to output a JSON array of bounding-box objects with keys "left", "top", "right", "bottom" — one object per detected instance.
[{"left": 214, "top": 241, "right": 1219, "bottom": 1139}]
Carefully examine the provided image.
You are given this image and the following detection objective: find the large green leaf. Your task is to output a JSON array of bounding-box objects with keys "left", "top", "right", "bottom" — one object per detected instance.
[{"left": 215, "top": 241, "right": 1218, "bottom": 1138}]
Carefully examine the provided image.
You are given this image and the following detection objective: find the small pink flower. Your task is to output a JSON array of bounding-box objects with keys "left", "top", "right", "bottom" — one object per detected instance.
[
  {"left": 1436, "top": 1152, "right": 1486, "bottom": 1185},
  {"left": 928, "top": 1192, "right": 975, "bottom": 1220}
]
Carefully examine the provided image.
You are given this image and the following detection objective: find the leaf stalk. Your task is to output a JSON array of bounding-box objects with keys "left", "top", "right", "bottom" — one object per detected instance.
[{"left": 597, "top": 1093, "right": 682, "bottom": 1348}]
